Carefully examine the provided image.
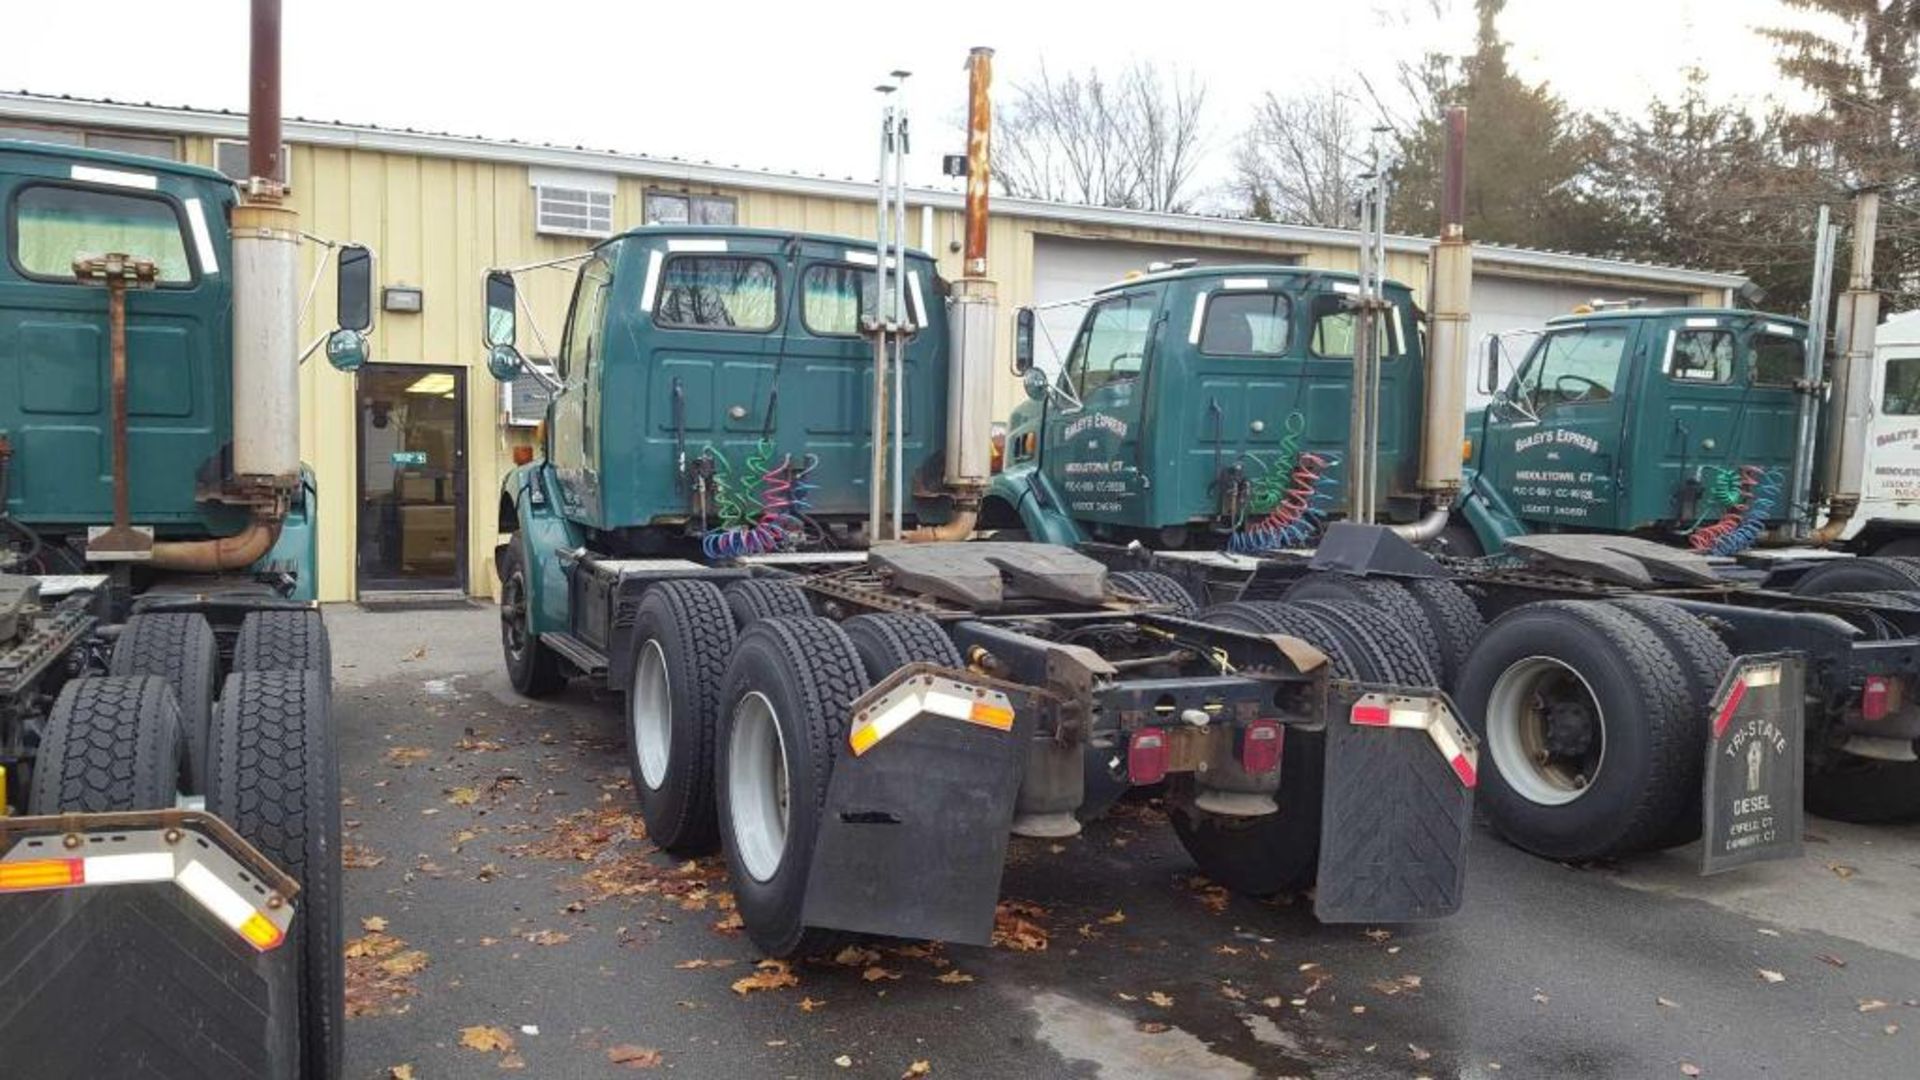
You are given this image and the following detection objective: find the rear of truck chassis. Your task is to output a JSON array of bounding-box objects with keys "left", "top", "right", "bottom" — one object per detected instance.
[{"left": 518, "top": 542, "right": 1478, "bottom": 957}]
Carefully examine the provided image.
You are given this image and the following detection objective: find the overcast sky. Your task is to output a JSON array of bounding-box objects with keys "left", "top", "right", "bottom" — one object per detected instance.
[{"left": 13, "top": 0, "right": 1833, "bottom": 203}]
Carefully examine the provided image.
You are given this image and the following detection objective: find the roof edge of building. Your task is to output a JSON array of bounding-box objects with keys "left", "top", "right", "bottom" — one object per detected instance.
[{"left": 0, "top": 91, "right": 1748, "bottom": 292}]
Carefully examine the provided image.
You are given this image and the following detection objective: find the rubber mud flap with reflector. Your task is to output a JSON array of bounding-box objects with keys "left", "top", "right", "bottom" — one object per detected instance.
[
  {"left": 1314, "top": 686, "right": 1476, "bottom": 923},
  {"left": 0, "top": 812, "right": 300, "bottom": 1078},
  {"left": 803, "top": 665, "right": 1031, "bottom": 946},
  {"left": 1701, "top": 654, "right": 1805, "bottom": 875}
]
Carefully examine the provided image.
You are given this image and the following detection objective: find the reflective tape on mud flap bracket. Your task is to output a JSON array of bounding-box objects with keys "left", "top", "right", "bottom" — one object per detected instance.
[
  {"left": 1349, "top": 692, "right": 1479, "bottom": 788},
  {"left": 0, "top": 824, "right": 295, "bottom": 951},
  {"left": 849, "top": 673, "right": 1017, "bottom": 757}
]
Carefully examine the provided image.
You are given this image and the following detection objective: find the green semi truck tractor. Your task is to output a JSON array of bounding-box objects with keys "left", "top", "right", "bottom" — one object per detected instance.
[
  {"left": 1005, "top": 112, "right": 1918, "bottom": 865},
  {"left": 0, "top": 3, "right": 366, "bottom": 1075},
  {"left": 487, "top": 50, "right": 1480, "bottom": 958}
]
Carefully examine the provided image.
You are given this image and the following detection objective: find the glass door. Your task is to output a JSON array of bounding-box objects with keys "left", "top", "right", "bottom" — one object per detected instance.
[{"left": 356, "top": 364, "right": 466, "bottom": 592}]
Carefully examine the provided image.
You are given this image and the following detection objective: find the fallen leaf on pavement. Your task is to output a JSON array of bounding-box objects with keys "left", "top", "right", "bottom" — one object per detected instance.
[
  {"left": 362, "top": 916, "right": 389, "bottom": 932},
  {"left": 834, "top": 1055, "right": 853, "bottom": 1068},
  {"left": 378, "top": 951, "right": 429, "bottom": 977},
  {"left": 1817, "top": 953, "right": 1848, "bottom": 968},
  {"left": 389, "top": 1067, "right": 413, "bottom": 1080},
  {"left": 460, "top": 1026, "right": 515, "bottom": 1054},
  {"left": 525, "top": 930, "right": 570, "bottom": 946},
  {"left": 342, "top": 843, "right": 386, "bottom": 869},
  {"left": 448, "top": 787, "right": 480, "bottom": 806},
  {"left": 1828, "top": 862, "right": 1857, "bottom": 880},
  {"left": 404, "top": 646, "right": 428, "bottom": 661},
  {"left": 992, "top": 900, "right": 1049, "bottom": 952},
  {"left": 1099, "top": 910, "right": 1126, "bottom": 925},
  {"left": 799, "top": 997, "right": 826, "bottom": 1012},
  {"left": 1371, "top": 974, "right": 1423, "bottom": 996},
  {"left": 1147, "top": 991, "right": 1174, "bottom": 1008},
  {"left": 1860, "top": 999, "right": 1890, "bottom": 1013},
  {"left": 499, "top": 1052, "right": 526, "bottom": 1070},
  {"left": 833, "top": 945, "right": 882, "bottom": 966},
  {"left": 902, "top": 1062, "right": 931, "bottom": 1078},
  {"left": 936, "top": 970, "right": 974, "bottom": 985},
  {"left": 732, "top": 960, "right": 799, "bottom": 995},
  {"left": 607, "top": 1045, "right": 663, "bottom": 1069},
  {"left": 384, "top": 747, "right": 432, "bottom": 765},
  {"left": 1409, "top": 1044, "right": 1432, "bottom": 1062},
  {"left": 1680, "top": 1064, "right": 1701, "bottom": 1078},
  {"left": 862, "top": 966, "right": 902, "bottom": 983},
  {"left": 1657, "top": 997, "right": 1679, "bottom": 1009},
  {"left": 712, "top": 912, "right": 744, "bottom": 936},
  {"left": 1138, "top": 1021, "right": 1170, "bottom": 1034},
  {"left": 1213, "top": 945, "right": 1242, "bottom": 957},
  {"left": 1757, "top": 968, "right": 1785, "bottom": 984}
]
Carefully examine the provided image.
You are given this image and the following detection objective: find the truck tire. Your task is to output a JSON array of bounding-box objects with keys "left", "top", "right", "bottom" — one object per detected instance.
[
  {"left": 500, "top": 535, "right": 566, "bottom": 697},
  {"left": 1606, "top": 598, "right": 1734, "bottom": 848},
  {"left": 26, "top": 676, "right": 183, "bottom": 814},
  {"left": 1176, "top": 601, "right": 1351, "bottom": 895},
  {"left": 1455, "top": 600, "right": 1696, "bottom": 860},
  {"left": 840, "top": 613, "right": 963, "bottom": 683},
  {"left": 1109, "top": 570, "right": 1197, "bottom": 615},
  {"left": 234, "top": 609, "right": 330, "bottom": 674},
  {"left": 208, "top": 669, "right": 341, "bottom": 1080},
  {"left": 110, "top": 612, "right": 219, "bottom": 794},
  {"left": 1404, "top": 579, "right": 1485, "bottom": 687},
  {"left": 625, "top": 580, "right": 737, "bottom": 855},
  {"left": 723, "top": 579, "right": 813, "bottom": 627},
  {"left": 1806, "top": 758, "right": 1920, "bottom": 823},
  {"left": 715, "top": 616, "right": 869, "bottom": 958},
  {"left": 1790, "top": 557, "right": 1920, "bottom": 596},
  {"left": 1289, "top": 598, "right": 1439, "bottom": 687},
  {"left": 1283, "top": 575, "right": 1445, "bottom": 683}
]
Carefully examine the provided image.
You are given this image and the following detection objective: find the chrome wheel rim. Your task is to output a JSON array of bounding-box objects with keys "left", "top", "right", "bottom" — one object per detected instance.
[
  {"left": 631, "top": 639, "right": 672, "bottom": 790},
  {"left": 1486, "top": 655, "right": 1606, "bottom": 807},
  {"left": 728, "top": 691, "right": 791, "bottom": 883}
]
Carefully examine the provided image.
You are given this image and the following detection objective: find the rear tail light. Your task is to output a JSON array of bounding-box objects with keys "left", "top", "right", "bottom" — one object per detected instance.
[
  {"left": 1237, "top": 720, "right": 1283, "bottom": 774},
  {"left": 1862, "top": 675, "right": 1896, "bottom": 722},
  {"left": 1127, "top": 727, "right": 1168, "bottom": 785}
]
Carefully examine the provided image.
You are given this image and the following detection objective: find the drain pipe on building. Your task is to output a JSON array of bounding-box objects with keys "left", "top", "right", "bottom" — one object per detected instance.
[
  {"left": 906, "top": 46, "right": 997, "bottom": 543},
  {"left": 1393, "top": 106, "right": 1470, "bottom": 545}
]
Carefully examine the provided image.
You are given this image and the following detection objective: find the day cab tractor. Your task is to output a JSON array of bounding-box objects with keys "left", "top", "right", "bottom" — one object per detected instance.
[
  {"left": 0, "top": 5, "right": 367, "bottom": 1075},
  {"left": 995, "top": 125, "right": 1920, "bottom": 869},
  {"left": 482, "top": 51, "right": 1479, "bottom": 959}
]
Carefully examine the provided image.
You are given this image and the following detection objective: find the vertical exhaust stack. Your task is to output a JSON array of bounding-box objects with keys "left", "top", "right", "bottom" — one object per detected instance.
[
  {"left": 908, "top": 46, "right": 996, "bottom": 542},
  {"left": 1418, "top": 107, "right": 1472, "bottom": 500},
  {"left": 231, "top": 0, "right": 301, "bottom": 490},
  {"left": 1816, "top": 188, "right": 1881, "bottom": 543}
]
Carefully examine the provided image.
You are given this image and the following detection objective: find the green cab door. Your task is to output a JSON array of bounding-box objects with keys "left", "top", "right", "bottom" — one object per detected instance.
[
  {"left": 1483, "top": 321, "right": 1636, "bottom": 531},
  {"left": 1041, "top": 288, "right": 1161, "bottom": 529}
]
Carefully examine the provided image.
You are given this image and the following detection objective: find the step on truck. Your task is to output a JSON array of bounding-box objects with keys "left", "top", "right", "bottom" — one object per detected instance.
[
  {"left": 483, "top": 50, "right": 1477, "bottom": 958},
  {"left": 995, "top": 109, "right": 1912, "bottom": 868},
  {"left": 0, "top": 4, "right": 369, "bottom": 1075}
]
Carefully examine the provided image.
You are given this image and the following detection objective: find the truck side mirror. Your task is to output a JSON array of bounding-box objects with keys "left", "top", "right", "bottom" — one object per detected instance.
[
  {"left": 484, "top": 271, "right": 517, "bottom": 349},
  {"left": 1482, "top": 334, "right": 1502, "bottom": 395},
  {"left": 336, "top": 245, "right": 375, "bottom": 333},
  {"left": 1013, "top": 307, "right": 1035, "bottom": 375}
]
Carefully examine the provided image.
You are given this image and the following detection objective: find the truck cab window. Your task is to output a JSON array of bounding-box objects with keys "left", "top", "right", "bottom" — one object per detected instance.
[
  {"left": 1200, "top": 293, "right": 1291, "bottom": 356},
  {"left": 12, "top": 184, "right": 193, "bottom": 283},
  {"left": 1884, "top": 357, "right": 1920, "bottom": 416},
  {"left": 653, "top": 255, "right": 777, "bottom": 331},
  {"left": 1307, "top": 293, "right": 1395, "bottom": 360},
  {"left": 559, "top": 258, "right": 611, "bottom": 380},
  {"left": 1667, "top": 328, "right": 1734, "bottom": 383},
  {"left": 1510, "top": 325, "right": 1628, "bottom": 410},
  {"left": 801, "top": 263, "right": 876, "bottom": 336},
  {"left": 1752, "top": 335, "right": 1804, "bottom": 387},
  {"left": 1067, "top": 295, "right": 1153, "bottom": 398}
]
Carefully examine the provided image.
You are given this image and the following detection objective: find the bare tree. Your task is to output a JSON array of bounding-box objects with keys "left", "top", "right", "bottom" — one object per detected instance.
[
  {"left": 995, "top": 61, "right": 1208, "bottom": 213},
  {"left": 1232, "top": 88, "right": 1370, "bottom": 226}
]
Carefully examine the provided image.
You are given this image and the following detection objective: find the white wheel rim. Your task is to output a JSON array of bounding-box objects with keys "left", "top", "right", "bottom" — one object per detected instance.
[
  {"left": 1486, "top": 655, "right": 1606, "bottom": 807},
  {"left": 631, "top": 639, "right": 672, "bottom": 790},
  {"left": 728, "top": 690, "right": 791, "bottom": 883}
]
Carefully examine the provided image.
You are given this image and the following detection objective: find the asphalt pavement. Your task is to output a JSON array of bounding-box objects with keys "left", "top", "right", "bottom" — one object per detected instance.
[{"left": 330, "top": 604, "right": 1920, "bottom": 1080}]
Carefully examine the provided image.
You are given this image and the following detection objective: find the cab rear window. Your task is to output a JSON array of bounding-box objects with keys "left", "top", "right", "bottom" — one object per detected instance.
[
  {"left": 12, "top": 184, "right": 193, "bottom": 283},
  {"left": 801, "top": 263, "right": 874, "bottom": 336},
  {"left": 653, "top": 256, "right": 778, "bottom": 331},
  {"left": 1752, "top": 335, "right": 1803, "bottom": 387},
  {"left": 1200, "top": 292, "right": 1291, "bottom": 355}
]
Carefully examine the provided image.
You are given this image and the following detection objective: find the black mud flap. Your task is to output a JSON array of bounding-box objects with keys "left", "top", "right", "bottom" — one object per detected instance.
[
  {"left": 1315, "top": 685, "right": 1476, "bottom": 922},
  {"left": 802, "top": 666, "right": 1032, "bottom": 945},
  {"left": 1701, "top": 653, "right": 1806, "bottom": 875},
  {"left": 0, "top": 812, "right": 300, "bottom": 1078}
]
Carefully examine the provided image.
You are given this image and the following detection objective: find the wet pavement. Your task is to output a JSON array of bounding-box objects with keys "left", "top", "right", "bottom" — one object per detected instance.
[{"left": 330, "top": 605, "right": 1920, "bottom": 1079}]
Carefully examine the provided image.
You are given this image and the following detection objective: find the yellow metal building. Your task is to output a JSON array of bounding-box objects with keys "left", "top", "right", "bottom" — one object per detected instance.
[{"left": 0, "top": 93, "right": 1746, "bottom": 601}]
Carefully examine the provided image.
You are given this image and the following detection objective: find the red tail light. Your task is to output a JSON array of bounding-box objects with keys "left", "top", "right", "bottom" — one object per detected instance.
[
  {"left": 1238, "top": 720, "right": 1283, "bottom": 774},
  {"left": 1127, "top": 727, "right": 1168, "bottom": 785}
]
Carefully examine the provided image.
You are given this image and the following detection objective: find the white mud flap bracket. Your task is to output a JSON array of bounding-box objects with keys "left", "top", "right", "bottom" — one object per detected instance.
[
  {"left": 1701, "top": 653, "right": 1806, "bottom": 875},
  {"left": 1315, "top": 686, "right": 1477, "bottom": 922}
]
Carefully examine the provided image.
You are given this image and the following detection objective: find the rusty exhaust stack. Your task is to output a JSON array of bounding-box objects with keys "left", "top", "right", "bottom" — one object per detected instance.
[
  {"left": 248, "top": 0, "right": 283, "bottom": 186},
  {"left": 1407, "top": 106, "right": 1472, "bottom": 540},
  {"left": 908, "top": 46, "right": 997, "bottom": 543}
]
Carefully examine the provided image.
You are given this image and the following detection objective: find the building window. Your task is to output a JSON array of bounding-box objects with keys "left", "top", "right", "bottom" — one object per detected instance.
[
  {"left": 536, "top": 186, "right": 614, "bottom": 238},
  {"left": 644, "top": 191, "right": 737, "bottom": 226},
  {"left": 0, "top": 122, "right": 177, "bottom": 161},
  {"left": 213, "top": 139, "right": 292, "bottom": 188},
  {"left": 12, "top": 184, "right": 194, "bottom": 283}
]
